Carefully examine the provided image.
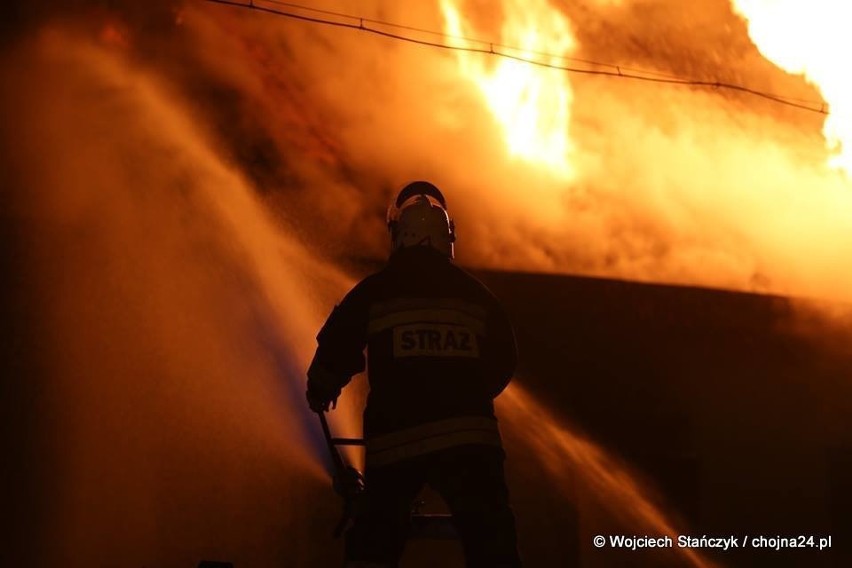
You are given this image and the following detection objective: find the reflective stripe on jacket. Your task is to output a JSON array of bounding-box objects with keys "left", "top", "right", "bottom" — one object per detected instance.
[{"left": 365, "top": 416, "right": 502, "bottom": 467}]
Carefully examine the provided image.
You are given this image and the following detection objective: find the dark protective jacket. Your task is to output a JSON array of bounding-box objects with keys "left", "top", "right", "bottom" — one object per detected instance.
[{"left": 307, "top": 246, "right": 517, "bottom": 467}]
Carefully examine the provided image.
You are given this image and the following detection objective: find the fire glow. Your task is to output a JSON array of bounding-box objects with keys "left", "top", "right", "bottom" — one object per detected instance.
[
  {"left": 440, "top": 0, "right": 576, "bottom": 178},
  {"left": 6, "top": 0, "right": 852, "bottom": 563},
  {"left": 732, "top": 0, "right": 852, "bottom": 174}
]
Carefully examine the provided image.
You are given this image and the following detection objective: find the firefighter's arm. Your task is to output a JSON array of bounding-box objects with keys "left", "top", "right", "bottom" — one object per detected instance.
[
  {"left": 306, "top": 355, "right": 346, "bottom": 412},
  {"left": 306, "top": 293, "right": 368, "bottom": 412},
  {"left": 484, "top": 302, "right": 518, "bottom": 398}
]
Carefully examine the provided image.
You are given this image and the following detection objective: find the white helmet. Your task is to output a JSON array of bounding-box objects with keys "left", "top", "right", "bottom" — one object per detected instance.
[{"left": 387, "top": 181, "right": 456, "bottom": 258}]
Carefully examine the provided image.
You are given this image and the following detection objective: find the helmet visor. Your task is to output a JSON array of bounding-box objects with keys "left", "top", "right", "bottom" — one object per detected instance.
[{"left": 387, "top": 194, "right": 447, "bottom": 226}]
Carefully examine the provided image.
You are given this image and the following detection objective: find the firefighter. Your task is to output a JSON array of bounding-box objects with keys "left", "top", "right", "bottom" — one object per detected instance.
[{"left": 306, "top": 181, "right": 522, "bottom": 567}]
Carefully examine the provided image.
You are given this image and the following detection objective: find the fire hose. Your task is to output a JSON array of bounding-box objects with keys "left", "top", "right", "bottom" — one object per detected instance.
[
  {"left": 315, "top": 411, "right": 458, "bottom": 540},
  {"left": 316, "top": 411, "right": 366, "bottom": 537}
]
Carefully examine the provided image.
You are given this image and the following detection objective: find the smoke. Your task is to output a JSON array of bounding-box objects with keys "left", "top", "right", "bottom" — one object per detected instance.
[
  {"left": 554, "top": 0, "right": 852, "bottom": 299},
  {"left": 175, "top": 0, "right": 852, "bottom": 302},
  {"left": 0, "top": 15, "right": 363, "bottom": 566},
  {"left": 435, "top": 0, "right": 852, "bottom": 301}
]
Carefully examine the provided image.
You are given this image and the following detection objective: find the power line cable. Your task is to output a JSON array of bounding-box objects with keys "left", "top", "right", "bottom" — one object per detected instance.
[
  {"left": 201, "top": 0, "right": 829, "bottom": 115},
  {"left": 261, "top": 0, "right": 703, "bottom": 81}
]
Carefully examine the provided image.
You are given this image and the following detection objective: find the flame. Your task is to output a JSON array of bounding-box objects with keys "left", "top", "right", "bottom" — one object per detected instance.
[
  {"left": 732, "top": 0, "right": 852, "bottom": 174},
  {"left": 440, "top": 0, "right": 576, "bottom": 178}
]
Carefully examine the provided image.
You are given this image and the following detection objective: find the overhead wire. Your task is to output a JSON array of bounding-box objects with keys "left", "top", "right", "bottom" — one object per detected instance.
[{"left": 201, "top": 0, "right": 829, "bottom": 115}]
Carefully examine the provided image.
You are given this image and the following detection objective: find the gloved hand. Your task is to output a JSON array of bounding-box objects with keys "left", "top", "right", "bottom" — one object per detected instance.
[
  {"left": 306, "top": 388, "right": 338, "bottom": 413},
  {"left": 333, "top": 465, "right": 365, "bottom": 499}
]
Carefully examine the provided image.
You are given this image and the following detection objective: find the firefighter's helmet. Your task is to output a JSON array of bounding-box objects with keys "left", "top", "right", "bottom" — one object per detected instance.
[{"left": 387, "top": 181, "right": 455, "bottom": 258}]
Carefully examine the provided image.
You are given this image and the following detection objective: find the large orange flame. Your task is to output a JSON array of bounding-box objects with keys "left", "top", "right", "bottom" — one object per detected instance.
[
  {"left": 440, "top": 0, "right": 576, "bottom": 178},
  {"left": 732, "top": 0, "right": 852, "bottom": 175}
]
